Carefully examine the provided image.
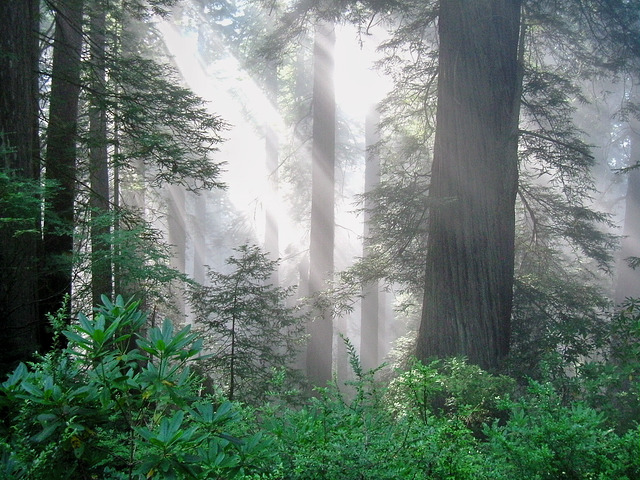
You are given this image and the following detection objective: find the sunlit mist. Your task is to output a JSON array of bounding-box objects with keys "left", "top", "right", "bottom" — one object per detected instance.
[{"left": 154, "top": 8, "right": 394, "bottom": 372}]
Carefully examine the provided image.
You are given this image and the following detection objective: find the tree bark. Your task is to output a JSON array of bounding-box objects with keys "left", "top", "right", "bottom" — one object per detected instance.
[
  {"left": 0, "top": 0, "right": 41, "bottom": 373},
  {"left": 361, "top": 104, "right": 382, "bottom": 372},
  {"left": 89, "top": 0, "right": 112, "bottom": 307},
  {"left": 306, "top": 20, "right": 336, "bottom": 386},
  {"left": 168, "top": 184, "right": 187, "bottom": 317},
  {"left": 416, "top": 0, "right": 522, "bottom": 371},
  {"left": 265, "top": 59, "right": 280, "bottom": 284},
  {"left": 41, "top": 0, "right": 84, "bottom": 323},
  {"left": 615, "top": 83, "right": 640, "bottom": 304}
]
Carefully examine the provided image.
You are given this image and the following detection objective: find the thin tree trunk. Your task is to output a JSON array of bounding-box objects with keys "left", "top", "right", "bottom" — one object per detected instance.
[
  {"left": 0, "top": 0, "right": 41, "bottom": 373},
  {"left": 615, "top": 83, "right": 640, "bottom": 304},
  {"left": 265, "top": 59, "right": 280, "bottom": 284},
  {"left": 89, "top": 0, "right": 112, "bottom": 307},
  {"left": 307, "top": 20, "right": 336, "bottom": 386},
  {"left": 192, "top": 193, "right": 207, "bottom": 286},
  {"left": 417, "top": 0, "right": 522, "bottom": 371},
  {"left": 361, "top": 104, "right": 381, "bottom": 372},
  {"left": 168, "top": 184, "right": 186, "bottom": 316},
  {"left": 41, "top": 0, "right": 84, "bottom": 323}
]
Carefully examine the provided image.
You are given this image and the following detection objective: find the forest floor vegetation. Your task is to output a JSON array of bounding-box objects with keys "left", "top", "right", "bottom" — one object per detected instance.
[{"left": 1, "top": 296, "right": 639, "bottom": 479}]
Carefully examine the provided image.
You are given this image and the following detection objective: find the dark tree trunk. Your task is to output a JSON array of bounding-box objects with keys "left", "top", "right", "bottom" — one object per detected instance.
[
  {"left": 89, "top": 0, "right": 112, "bottom": 307},
  {"left": 307, "top": 20, "right": 336, "bottom": 386},
  {"left": 0, "top": 0, "right": 41, "bottom": 374},
  {"left": 361, "top": 104, "right": 382, "bottom": 372},
  {"left": 41, "top": 0, "right": 84, "bottom": 324},
  {"left": 416, "top": 0, "right": 522, "bottom": 371}
]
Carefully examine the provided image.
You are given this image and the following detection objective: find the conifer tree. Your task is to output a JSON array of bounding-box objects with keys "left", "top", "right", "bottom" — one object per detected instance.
[
  {"left": 88, "top": 0, "right": 112, "bottom": 306},
  {"left": 307, "top": 20, "right": 337, "bottom": 386},
  {"left": 266, "top": 0, "right": 639, "bottom": 372},
  {"left": 41, "top": 0, "right": 85, "bottom": 329},
  {"left": 416, "top": 0, "right": 522, "bottom": 370},
  {"left": 0, "top": 0, "right": 41, "bottom": 372},
  {"left": 191, "top": 245, "right": 306, "bottom": 403}
]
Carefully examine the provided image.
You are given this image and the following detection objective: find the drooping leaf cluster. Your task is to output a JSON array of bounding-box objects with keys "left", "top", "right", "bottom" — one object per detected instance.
[
  {"left": 2, "top": 298, "right": 639, "bottom": 478},
  {"left": 0, "top": 296, "right": 276, "bottom": 479},
  {"left": 71, "top": 1, "right": 228, "bottom": 192}
]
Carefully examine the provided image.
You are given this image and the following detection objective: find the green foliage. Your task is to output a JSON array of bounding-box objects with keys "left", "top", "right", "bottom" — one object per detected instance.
[
  {"left": 259, "top": 350, "right": 488, "bottom": 480},
  {"left": 109, "top": 52, "right": 227, "bottom": 192},
  {"left": 386, "top": 357, "right": 515, "bottom": 434},
  {"left": 578, "top": 299, "right": 640, "bottom": 431},
  {"left": 4, "top": 322, "right": 637, "bottom": 480},
  {"left": 484, "top": 381, "right": 640, "bottom": 479},
  {"left": 0, "top": 295, "right": 274, "bottom": 479},
  {"left": 72, "top": 207, "right": 191, "bottom": 315},
  {"left": 190, "top": 245, "right": 307, "bottom": 404},
  {"left": 0, "top": 170, "right": 47, "bottom": 237},
  {"left": 510, "top": 264, "right": 611, "bottom": 385},
  {"left": 258, "top": 354, "right": 637, "bottom": 480}
]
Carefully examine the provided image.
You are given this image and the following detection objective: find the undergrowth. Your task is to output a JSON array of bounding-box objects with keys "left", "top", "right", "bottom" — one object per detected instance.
[{"left": 1, "top": 297, "right": 638, "bottom": 479}]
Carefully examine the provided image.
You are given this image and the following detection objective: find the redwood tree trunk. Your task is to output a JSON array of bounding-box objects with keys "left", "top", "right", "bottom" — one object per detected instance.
[
  {"left": 615, "top": 84, "right": 640, "bottom": 304},
  {"left": 306, "top": 20, "right": 336, "bottom": 386},
  {"left": 265, "top": 59, "right": 280, "bottom": 284},
  {"left": 89, "top": 0, "right": 112, "bottom": 307},
  {"left": 41, "top": 0, "right": 84, "bottom": 323},
  {"left": 361, "top": 104, "right": 381, "bottom": 372},
  {"left": 416, "top": 0, "right": 522, "bottom": 371},
  {"left": 168, "top": 184, "right": 187, "bottom": 316},
  {"left": 0, "top": 0, "right": 41, "bottom": 373}
]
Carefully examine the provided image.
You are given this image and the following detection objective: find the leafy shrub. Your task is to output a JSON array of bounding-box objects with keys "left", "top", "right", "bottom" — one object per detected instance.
[
  {"left": 386, "top": 357, "right": 515, "bottom": 434},
  {"left": 484, "top": 381, "right": 640, "bottom": 479},
  {"left": 259, "top": 345, "right": 490, "bottom": 480},
  {"left": 0, "top": 296, "right": 274, "bottom": 479},
  {"left": 3, "top": 299, "right": 637, "bottom": 479},
  {"left": 578, "top": 299, "right": 640, "bottom": 431}
]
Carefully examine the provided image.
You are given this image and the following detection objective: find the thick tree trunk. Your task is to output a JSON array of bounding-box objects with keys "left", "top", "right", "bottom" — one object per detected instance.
[
  {"left": 307, "top": 21, "right": 336, "bottom": 386},
  {"left": 89, "top": 0, "right": 112, "bottom": 307},
  {"left": 416, "top": 0, "right": 522, "bottom": 371},
  {"left": 41, "top": 0, "right": 84, "bottom": 323},
  {"left": 0, "top": 0, "right": 41, "bottom": 373},
  {"left": 361, "top": 105, "right": 382, "bottom": 372}
]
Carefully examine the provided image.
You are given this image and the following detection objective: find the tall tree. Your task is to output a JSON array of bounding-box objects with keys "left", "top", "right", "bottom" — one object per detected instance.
[
  {"left": 268, "top": 0, "right": 638, "bottom": 374},
  {"left": 88, "top": 0, "right": 112, "bottom": 306},
  {"left": 361, "top": 105, "right": 382, "bottom": 372},
  {"left": 265, "top": 59, "right": 280, "bottom": 282},
  {"left": 0, "top": 0, "right": 41, "bottom": 373},
  {"left": 416, "top": 0, "right": 523, "bottom": 370},
  {"left": 167, "top": 183, "right": 187, "bottom": 317},
  {"left": 41, "top": 0, "right": 85, "bottom": 323},
  {"left": 307, "top": 20, "right": 336, "bottom": 386},
  {"left": 616, "top": 84, "right": 640, "bottom": 303},
  {"left": 79, "top": 1, "right": 226, "bottom": 312}
]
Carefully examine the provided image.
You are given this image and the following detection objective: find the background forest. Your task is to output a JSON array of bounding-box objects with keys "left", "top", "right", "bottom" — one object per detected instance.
[{"left": 1, "top": 0, "right": 640, "bottom": 478}]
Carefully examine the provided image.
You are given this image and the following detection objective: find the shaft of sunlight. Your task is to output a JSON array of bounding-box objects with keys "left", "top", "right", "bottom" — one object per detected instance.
[
  {"left": 334, "top": 24, "right": 392, "bottom": 120},
  {"left": 155, "top": 17, "right": 302, "bottom": 262}
]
